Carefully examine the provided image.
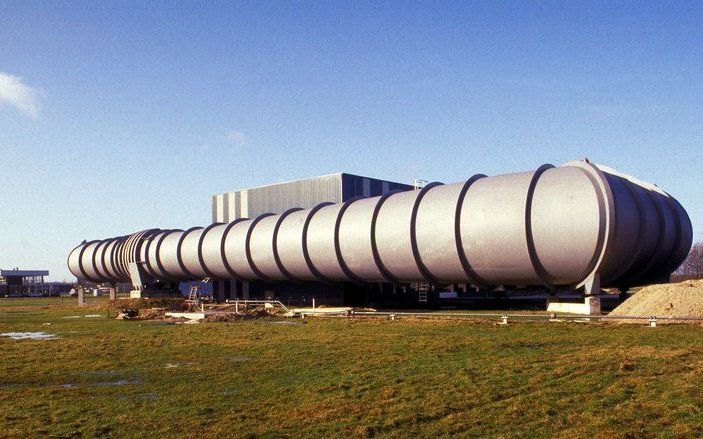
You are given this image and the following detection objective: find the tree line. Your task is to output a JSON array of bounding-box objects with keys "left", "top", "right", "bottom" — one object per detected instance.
[{"left": 672, "top": 242, "right": 703, "bottom": 281}]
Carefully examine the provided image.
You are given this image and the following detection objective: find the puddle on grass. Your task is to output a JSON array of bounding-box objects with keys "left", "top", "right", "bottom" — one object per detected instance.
[
  {"left": 0, "top": 332, "right": 59, "bottom": 340},
  {"left": 268, "top": 321, "right": 303, "bottom": 326},
  {"left": 84, "top": 314, "right": 102, "bottom": 318},
  {"left": 61, "top": 383, "right": 76, "bottom": 388},
  {"left": 62, "top": 316, "right": 81, "bottom": 319}
]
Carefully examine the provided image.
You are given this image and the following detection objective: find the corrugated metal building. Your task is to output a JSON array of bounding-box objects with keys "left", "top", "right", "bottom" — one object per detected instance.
[
  {"left": 212, "top": 173, "right": 413, "bottom": 223},
  {"left": 210, "top": 173, "right": 413, "bottom": 303}
]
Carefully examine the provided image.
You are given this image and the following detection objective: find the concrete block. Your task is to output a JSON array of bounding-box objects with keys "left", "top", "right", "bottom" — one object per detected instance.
[{"left": 547, "top": 296, "right": 601, "bottom": 315}]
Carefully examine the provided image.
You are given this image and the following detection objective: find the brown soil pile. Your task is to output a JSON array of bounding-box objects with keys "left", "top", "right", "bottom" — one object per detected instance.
[
  {"left": 203, "top": 308, "right": 279, "bottom": 322},
  {"left": 112, "top": 298, "right": 187, "bottom": 320},
  {"left": 610, "top": 279, "right": 703, "bottom": 320},
  {"left": 110, "top": 298, "right": 186, "bottom": 312}
]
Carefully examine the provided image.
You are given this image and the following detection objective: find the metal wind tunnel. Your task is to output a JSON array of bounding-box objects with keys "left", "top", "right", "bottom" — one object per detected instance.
[{"left": 68, "top": 160, "right": 692, "bottom": 292}]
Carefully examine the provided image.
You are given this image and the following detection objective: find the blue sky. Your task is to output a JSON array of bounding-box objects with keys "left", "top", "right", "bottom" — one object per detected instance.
[{"left": 1, "top": 1, "right": 701, "bottom": 281}]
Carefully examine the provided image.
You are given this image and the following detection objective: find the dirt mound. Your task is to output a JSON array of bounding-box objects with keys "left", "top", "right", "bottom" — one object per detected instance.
[
  {"left": 203, "top": 308, "right": 279, "bottom": 322},
  {"left": 112, "top": 298, "right": 187, "bottom": 320},
  {"left": 610, "top": 279, "right": 703, "bottom": 321}
]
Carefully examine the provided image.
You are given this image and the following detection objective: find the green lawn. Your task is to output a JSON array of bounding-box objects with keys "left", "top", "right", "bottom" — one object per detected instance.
[{"left": 0, "top": 297, "right": 701, "bottom": 438}]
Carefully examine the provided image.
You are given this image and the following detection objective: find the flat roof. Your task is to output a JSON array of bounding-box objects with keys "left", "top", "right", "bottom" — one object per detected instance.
[
  {"left": 214, "top": 172, "right": 412, "bottom": 196},
  {"left": 1, "top": 269, "right": 49, "bottom": 277}
]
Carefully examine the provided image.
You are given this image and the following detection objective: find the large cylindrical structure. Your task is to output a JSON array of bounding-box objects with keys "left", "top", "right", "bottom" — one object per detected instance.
[{"left": 67, "top": 161, "right": 693, "bottom": 290}]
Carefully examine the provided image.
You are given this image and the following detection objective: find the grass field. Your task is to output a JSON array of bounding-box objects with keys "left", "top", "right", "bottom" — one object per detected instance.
[{"left": 1, "top": 297, "right": 702, "bottom": 438}]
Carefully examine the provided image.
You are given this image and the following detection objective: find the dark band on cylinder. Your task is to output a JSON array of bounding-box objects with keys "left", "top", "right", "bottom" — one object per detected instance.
[
  {"left": 176, "top": 227, "right": 203, "bottom": 279},
  {"left": 334, "top": 197, "right": 365, "bottom": 284},
  {"left": 370, "top": 190, "right": 403, "bottom": 283},
  {"left": 198, "top": 223, "right": 225, "bottom": 278},
  {"left": 154, "top": 230, "right": 177, "bottom": 280},
  {"left": 77, "top": 240, "right": 100, "bottom": 282},
  {"left": 221, "top": 218, "right": 248, "bottom": 280},
  {"left": 272, "top": 208, "right": 304, "bottom": 282},
  {"left": 525, "top": 164, "right": 557, "bottom": 289},
  {"left": 650, "top": 194, "right": 683, "bottom": 281},
  {"left": 409, "top": 182, "right": 443, "bottom": 284},
  {"left": 302, "top": 202, "right": 334, "bottom": 283},
  {"left": 245, "top": 214, "right": 276, "bottom": 282},
  {"left": 455, "top": 174, "right": 488, "bottom": 286}
]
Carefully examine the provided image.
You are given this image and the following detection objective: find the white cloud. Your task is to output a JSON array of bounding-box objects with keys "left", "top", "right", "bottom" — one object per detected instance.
[
  {"left": 0, "top": 72, "right": 42, "bottom": 118},
  {"left": 225, "top": 131, "right": 247, "bottom": 147}
]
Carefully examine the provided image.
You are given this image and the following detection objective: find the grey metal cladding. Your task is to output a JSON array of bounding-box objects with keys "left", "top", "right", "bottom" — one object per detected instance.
[
  {"left": 214, "top": 174, "right": 413, "bottom": 221},
  {"left": 222, "top": 195, "right": 229, "bottom": 223},
  {"left": 245, "top": 174, "right": 343, "bottom": 218},
  {"left": 68, "top": 161, "right": 693, "bottom": 291}
]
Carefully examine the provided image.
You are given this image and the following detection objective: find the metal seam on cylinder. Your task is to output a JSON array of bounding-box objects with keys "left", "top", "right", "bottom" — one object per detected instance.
[
  {"left": 334, "top": 197, "right": 365, "bottom": 284},
  {"left": 221, "top": 218, "right": 248, "bottom": 280},
  {"left": 245, "top": 213, "right": 276, "bottom": 281},
  {"left": 77, "top": 240, "right": 100, "bottom": 282},
  {"left": 525, "top": 164, "right": 557, "bottom": 289},
  {"left": 370, "top": 190, "right": 403, "bottom": 283},
  {"left": 96, "top": 240, "right": 109, "bottom": 280},
  {"left": 99, "top": 238, "right": 115, "bottom": 281},
  {"left": 627, "top": 190, "right": 666, "bottom": 285},
  {"left": 135, "top": 230, "right": 157, "bottom": 280},
  {"left": 66, "top": 244, "right": 83, "bottom": 280},
  {"left": 409, "top": 182, "right": 443, "bottom": 283},
  {"left": 86, "top": 241, "right": 103, "bottom": 282},
  {"left": 455, "top": 174, "right": 488, "bottom": 286},
  {"left": 114, "top": 238, "right": 125, "bottom": 279},
  {"left": 119, "top": 236, "right": 131, "bottom": 279},
  {"left": 122, "top": 234, "right": 133, "bottom": 276},
  {"left": 107, "top": 239, "right": 118, "bottom": 279},
  {"left": 112, "top": 237, "right": 126, "bottom": 279},
  {"left": 649, "top": 194, "right": 683, "bottom": 281},
  {"left": 154, "top": 230, "right": 177, "bottom": 280},
  {"left": 197, "top": 223, "right": 225, "bottom": 278},
  {"left": 564, "top": 161, "right": 616, "bottom": 290},
  {"left": 121, "top": 234, "right": 134, "bottom": 279},
  {"left": 125, "top": 232, "right": 141, "bottom": 277},
  {"left": 142, "top": 231, "right": 159, "bottom": 279},
  {"left": 104, "top": 238, "right": 119, "bottom": 281},
  {"left": 302, "top": 202, "right": 334, "bottom": 283},
  {"left": 92, "top": 240, "right": 108, "bottom": 281},
  {"left": 176, "top": 227, "right": 203, "bottom": 279},
  {"left": 607, "top": 180, "right": 647, "bottom": 286},
  {"left": 122, "top": 233, "right": 136, "bottom": 280},
  {"left": 272, "top": 208, "right": 304, "bottom": 282}
]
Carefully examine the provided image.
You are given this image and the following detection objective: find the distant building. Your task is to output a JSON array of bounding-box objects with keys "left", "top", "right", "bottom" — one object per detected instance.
[
  {"left": 0, "top": 269, "right": 72, "bottom": 296},
  {"left": 212, "top": 173, "right": 413, "bottom": 222}
]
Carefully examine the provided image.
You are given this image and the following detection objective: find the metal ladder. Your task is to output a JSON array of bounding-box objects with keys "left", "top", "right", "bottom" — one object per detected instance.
[
  {"left": 186, "top": 285, "right": 201, "bottom": 304},
  {"left": 417, "top": 282, "right": 429, "bottom": 304}
]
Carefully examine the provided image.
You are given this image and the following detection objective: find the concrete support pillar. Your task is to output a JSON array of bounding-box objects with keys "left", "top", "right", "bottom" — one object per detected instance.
[
  {"left": 77, "top": 286, "right": 85, "bottom": 306},
  {"left": 242, "top": 281, "right": 250, "bottom": 299},
  {"left": 213, "top": 281, "right": 223, "bottom": 302},
  {"left": 233, "top": 281, "right": 240, "bottom": 300},
  {"left": 583, "top": 274, "right": 601, "bottom": 296},
  {"left": 108, "top": 285, "right": 117, "bottom": 301}
]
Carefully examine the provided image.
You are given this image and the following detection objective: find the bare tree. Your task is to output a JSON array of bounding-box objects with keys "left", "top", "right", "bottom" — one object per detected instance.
[{"left": 673, "top": 242, "right": 703, "bottom": 281}]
